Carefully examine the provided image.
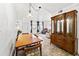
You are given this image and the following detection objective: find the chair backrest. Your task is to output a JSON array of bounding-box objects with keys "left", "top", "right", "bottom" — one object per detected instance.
[
  {"left": 17, "top": 30, "right": 22, "bottom": 36},
  {"left": 16, "top": 30, "right": 22, "bottom": 41},
  {"left": 34, "top": 34, "right": 38, "bottom": 37}
]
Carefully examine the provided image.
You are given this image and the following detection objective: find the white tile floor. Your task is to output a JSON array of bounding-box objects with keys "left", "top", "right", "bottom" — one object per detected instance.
[{"left": 39, "top": 34, "right": 72, "bottom": 56}]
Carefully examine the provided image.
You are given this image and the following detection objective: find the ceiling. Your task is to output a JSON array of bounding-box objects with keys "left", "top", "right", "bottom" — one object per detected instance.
[
  {"left": 32, "top": 3, "right": 74, "bottom": 13},
  {"left": 15, "top": 3, "right": 75, "bottom": 21}
]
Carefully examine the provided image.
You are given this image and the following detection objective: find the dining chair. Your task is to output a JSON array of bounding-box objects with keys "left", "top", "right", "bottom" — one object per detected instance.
[
  {"left": 24, "top": 42, "right": 42, "bottom": 56},
  {"left": 24, "top": 35, "right": 42, "bottom": 56}
]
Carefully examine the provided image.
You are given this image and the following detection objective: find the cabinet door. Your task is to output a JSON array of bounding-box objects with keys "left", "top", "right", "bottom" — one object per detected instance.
[
  {"left": 66, "top": 11, "right": 75, "bottom": 37},
  {"left": 51, "top": 20, "right": 54, "bottom": 33},
  {"left": 55, "top": 15, "right": 64, "bottom": 34},
  {"left": 66, "top": 38, "right": 75, "bottom": 54}
]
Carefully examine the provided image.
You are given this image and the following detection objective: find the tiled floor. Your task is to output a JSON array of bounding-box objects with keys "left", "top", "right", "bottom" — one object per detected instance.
[
  {"left": 17, "top": 34, "right": 72, "bottom": 56},
  {"left": 39, "top": 34, "right": 72, "bottom": 56}
]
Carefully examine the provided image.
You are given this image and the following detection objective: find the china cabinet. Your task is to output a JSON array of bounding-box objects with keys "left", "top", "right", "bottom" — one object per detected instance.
[{"left": 51, "top": 10, "right": 78, "bottom": 55}]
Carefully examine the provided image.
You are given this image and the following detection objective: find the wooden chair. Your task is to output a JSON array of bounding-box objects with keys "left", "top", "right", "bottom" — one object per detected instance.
[{"left": 24, "top": 42, "right": 42, "bottom": 56}]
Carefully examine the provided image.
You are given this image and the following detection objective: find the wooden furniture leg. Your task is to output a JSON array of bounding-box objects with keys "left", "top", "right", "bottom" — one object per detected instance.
[
  {"left": 40, "top": 44, "right": 42, "bottom": 56},
  {"left": 16, "top": 48, "right": 18, "bottom": 56}
]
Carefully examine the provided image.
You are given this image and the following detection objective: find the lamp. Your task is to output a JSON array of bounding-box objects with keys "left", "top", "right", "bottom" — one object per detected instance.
[{"left": 28, "top": 3, "right": 32, "bottom": 17}]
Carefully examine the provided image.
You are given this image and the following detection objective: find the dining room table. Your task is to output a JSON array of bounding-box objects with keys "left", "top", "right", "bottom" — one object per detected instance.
[{"left": 15, "top": 33, "right": 43, "bottom": 56}]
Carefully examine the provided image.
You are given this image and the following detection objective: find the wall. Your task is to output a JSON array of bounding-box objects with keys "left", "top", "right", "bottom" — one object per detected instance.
[
  {"left": 14, "top": 3, "right": 51, "bottom": 34},
  {"left": 0, "top": 4, "right": 17, "bottom": 56}
]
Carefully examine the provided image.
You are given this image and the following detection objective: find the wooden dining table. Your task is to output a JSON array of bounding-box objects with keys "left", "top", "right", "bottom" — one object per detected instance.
[{"left": 15, "top": 33, "right": 43, "bottom": 56}]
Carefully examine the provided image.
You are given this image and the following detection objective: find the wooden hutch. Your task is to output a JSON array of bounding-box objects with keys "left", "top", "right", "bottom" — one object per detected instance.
[{"left": 51, "top": 10, "right": 78, "bottom": 55}]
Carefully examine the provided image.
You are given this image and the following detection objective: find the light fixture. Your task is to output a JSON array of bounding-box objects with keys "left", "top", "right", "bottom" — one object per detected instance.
[
  {"left": 39, "top": 6, "right": 41, "bottom": 9},
  {"left": 58, "top": 10, "right": 63, "bottom": 13},
  {"left": 28, "top": 13, "right": 32, "bottom": 17},
  {"left": 28, "top": 3, "right": 32, "bottom": 17}
]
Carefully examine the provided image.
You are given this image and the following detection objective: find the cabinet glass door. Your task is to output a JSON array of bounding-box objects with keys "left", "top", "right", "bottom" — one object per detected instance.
[
  {"left": 57, "top": 20, "right": 60, "bottom": 33},
  {"left": 66, "top": 16, "right": 73, "bottom": 36},
  {"left": 56, "top": 16, "right": 64, "bottom": 34},
  {"left": 52, "top": 20, "right": 54, "bottom": 33},
  {"left": 60, "top": 20, "right": 64, "bottom": 33}
]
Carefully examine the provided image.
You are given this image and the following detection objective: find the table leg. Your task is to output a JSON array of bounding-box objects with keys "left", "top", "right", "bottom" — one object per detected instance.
[
  {"left": 40, "top": 44, "right": 42, "bottom": 56},
  {"left": 15, "top": 47, "right": 18, "bottom": 56}
]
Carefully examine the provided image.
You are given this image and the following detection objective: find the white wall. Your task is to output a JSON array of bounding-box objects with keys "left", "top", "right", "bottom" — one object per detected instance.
[
  {"left": 14, "top": 3, "right": 51, "bottom": 34},
  {"left": 0, "top": 4, "right": 17, "bottom": 56}
]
